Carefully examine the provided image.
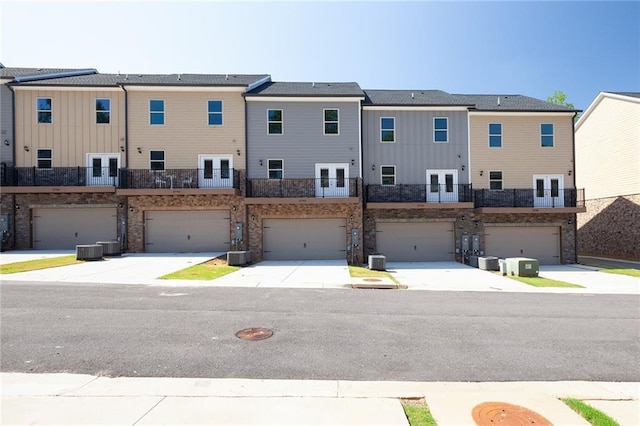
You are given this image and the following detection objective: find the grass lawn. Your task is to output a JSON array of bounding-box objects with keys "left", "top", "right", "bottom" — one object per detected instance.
[
  {"left": 401, "top": 399, "right": 437, "bottom": 426},
  {"left": 0, "top": 255, "right": 82, "bottom": 274},
  {"left": 562, "top": 398, "right": 620, "bottom": 426},
  {"left": 160, "top": 257, "right": 239, "bottom": 280},
  {"left": 507, "top": 275, "right": 584, "bottom": 288},
  {"left": 349, "top": 264, "right": 400, "bottom": 284},
  {"left": 593, "top": 266, "right": 640, "bottom": 278}
]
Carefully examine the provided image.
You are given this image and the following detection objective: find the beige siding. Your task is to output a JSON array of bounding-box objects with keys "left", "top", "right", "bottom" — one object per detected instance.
[
  {"left": 14, "top": 89, "right": 125, "bottom": 167},
  {"left": 469, "top": 114, "right": 575, "bottom": 189},
  {"left": 127, "top": 90, "right": 246, "bottom": 170},
  {"left": 575, "top": 96, "right": 640, "bottom": 199}
]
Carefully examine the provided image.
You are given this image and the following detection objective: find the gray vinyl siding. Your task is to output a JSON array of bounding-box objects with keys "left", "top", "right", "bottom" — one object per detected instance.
[
  {"left": 362, "top": 110, "right": 469, "bottom": 184},
  {"left": 246, "top": 100, "right": 361, "bottom": 178},
  {"left": 0, "top": 82, "right": 13, "bottom": 165}
]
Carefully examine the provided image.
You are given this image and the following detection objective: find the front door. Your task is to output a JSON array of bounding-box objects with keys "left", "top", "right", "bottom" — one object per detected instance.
[
  {"left": 198, "top": 155, "right": 233, "bottom": 188},
  {"left": 87, "top": 154, "right": 119, "bottom": 186},
  {"left": 426, "top": 169, "right": 458, "bottom": 202},
  {"left": 315, "top": 163, "right": 349, "bottom": 197},
  {"left": 533, "top": 175, "right": 564, "bottom": 207}
]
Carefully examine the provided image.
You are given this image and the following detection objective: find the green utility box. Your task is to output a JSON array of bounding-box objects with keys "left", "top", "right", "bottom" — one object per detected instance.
[{"left": 505, "top": 257, "right": 539, "bottom": 277}]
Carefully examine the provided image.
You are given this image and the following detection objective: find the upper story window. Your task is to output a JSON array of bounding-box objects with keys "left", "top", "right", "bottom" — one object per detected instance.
[
  {"left": 96, "top": 98, "right": 110, "bottom": 124},
  {"left": 150, "top": 150, "right": 165, "bottom": 170},
  {"left": 268, "top": 159, "right": 283, "bottom": 179},
  {"left": 37, "top": 97, "right": 52, "bottom": 124},
  {"left": 541, "top": 123, "right": 554, "bottom": 147},
  {"left": 149, "top": 100, "right": 165, "bottom": 125},
  {"left": 433, "top": 117, "right": 448, "bottom": 143},
  {"left": 381, "top": 117, "right": 395, "bottom": 143},
  {"left": 268, "top": 109, "right": 283, "bottom": 134},
  {"left": 324, "top": 109, "right": 339, "bottom": 135},
  {"left": 489, "top": 171, "right": 503, "bottom": 190},
  {"left": 489, "top": 123, "right": 502, "bottom": 147},
  {"left": 208, "top": 100, "right": 223, "bottom": 126},
  {"left": 381, "top": 165, "right": 396, "bottom": 185},
  {"left": 37, "top": 149, "right": 52, "bottom": 168}
]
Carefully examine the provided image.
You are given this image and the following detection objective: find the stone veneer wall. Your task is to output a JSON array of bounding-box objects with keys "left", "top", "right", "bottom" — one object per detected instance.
[
  {"left": 577, "top": 194, "right": 640, "bottom": 260},
  {"left": 246, "top": 202, "right": 364, "bottom": 263},
  {"left": 126, "top": 194, "right": 245, "bottom": 253}
]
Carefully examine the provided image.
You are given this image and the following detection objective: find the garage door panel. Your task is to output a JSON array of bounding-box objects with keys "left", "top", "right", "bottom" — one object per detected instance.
[
  {"left": 485, "top": 226, "right": 560, "bottom": 264},
  {"left": 146, "top": 211, "right": 229, "bottom": 253},
  {"left": 263, "top": 219, "right": 346, "bottom": 260},
  {"left": 33, "top": 208, "right": 117, "bottom": 250},
  {"left": 376, "top": 222, "right": 454, "bottom": 262}
]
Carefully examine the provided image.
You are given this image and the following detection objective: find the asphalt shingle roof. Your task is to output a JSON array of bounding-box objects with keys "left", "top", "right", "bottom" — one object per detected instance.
[
  {"left": 0, "top": 67, "right": 97, "bottom": 80},
  {"left": 245, "top": 81, "right": 364, "bottom": 97},
  {"left": 10, "top": 73, "right": 271, "bottom": 87},
  {"left": 363, "top": 90, "right": 472, "bottom": 106},
  {"left": 454, "top": 94, "right": 579, "bottom": 112},
  {"left": 606, "top": 92, "right": 640, "bottom": 99}
]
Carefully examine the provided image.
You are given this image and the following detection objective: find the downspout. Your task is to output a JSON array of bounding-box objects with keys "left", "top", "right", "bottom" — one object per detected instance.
[
  {"left": 571, "top": 111, "right": 578, "bottom": 264},
  {"left": 9, "top": 84, "right": 16, "bottom": 248},
  {"left": 121, "top": 84, "right": 129, "bottom": 250},
  {"left": 243, "top": 94, "right": 249, "bottom": 250}
]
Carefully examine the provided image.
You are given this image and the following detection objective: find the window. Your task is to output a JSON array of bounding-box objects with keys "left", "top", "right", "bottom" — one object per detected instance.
[
  {"left": 381, "top": 117, "right": 395, "bottom": 142},
  {"left": 37, "top": 149, "right": 52, "bottom": 168},
  {"left": 434, "top": 117, "right": 448, "bottom": 142},
  {"left": 149, "top": 100, "right": 165, "bottom": 125},
  {"left": 541, "top": 123, "right": 554, "bottom": 147},
  {"left": 150, "top": 150, "right": 165, "bottom": 170},
  {"left": 37, "top": 97, "right": 52, "bottom": 124},
  {"left": 96, "top": 98, "right": 110, "bottom": 124},
  {"left": 268, "top": 159, "right": 283, "bottom": 179},
  {"left": 381, "top": 166, "right": 395, "bottom": 185},
  {"left": 208, "top": 100, "right": 223, "bottom": 126},
  {"left": 489, "top": 171, "right": 503, "bottom": 190},
  {"left": 324, "top": 109, "right": 339, "bottom": 135},
  {"left": 489, "top": 123, "right": 502, "bottom": 147},
  {"left": 267, "top": 109, "right": 283, "bottom": 134}
]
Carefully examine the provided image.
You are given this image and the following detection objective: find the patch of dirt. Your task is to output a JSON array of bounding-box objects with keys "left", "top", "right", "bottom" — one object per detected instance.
[
  {"left": 400, "top": 397, "right": 427, "bottom": 407},
  {"left": 204, "top": 256, "right": 228, "bottom": 266}
]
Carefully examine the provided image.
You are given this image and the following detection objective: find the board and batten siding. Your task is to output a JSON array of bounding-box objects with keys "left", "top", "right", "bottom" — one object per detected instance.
[
  {"left": 13, "top": 89, "right": 125, "bottom": 167},
  {"left": 246, "top": 101, "right": 361, "bottom": 179},
  {"left": 362, "top": 110, "right": 469, "bottom": 185},
  {"left": 575, "top": 96, "right": 640, "bottom": 199},
  {"left": 1, "top": 82, "right": 14, "bottom": 165},
  {"left": 127, "top": 90, "right": 246, "bottom": 170},
  {"left": 469, "top": 114, "right": 575, "bottom": 189}
]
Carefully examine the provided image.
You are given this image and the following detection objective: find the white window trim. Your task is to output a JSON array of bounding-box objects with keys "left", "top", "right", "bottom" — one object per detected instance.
[
  {"left": 488, "top": 122, "right": 502, "bottom": 148},
  {"left": 36, "top": 148, "right": 53, "bottom": 169},
  {"left": 95, "top": 98, "right": 111, "bottom": 125},
  {"left": 36, "top": 97, "right": 52, "bottom": 124},
  {"left": 267, "top": 109, "right": 283, "bottom": 135},
  {"left": 540, "top": 123, "right": 554, "bottom": 147},
  {"left": 267, "top": 158, "right": 284, "bottom": 179},
  {"left": 380, "top": 117, "right": 395, "bottom": 143},
  {"left": 323, "top": 108, "right": 339, "bottom": 136},
  {"left": 488, "top": 170, "right": 503, "bottom": 190},
  {"left": 149, "top": 149, "right": 166, "bottom": 170},
  {"left": 207, "top": 99, "right": 223, "bottom": 126},
  {"left": 149, "top": 99, "right": 165, "bottom": 126},
  {"left": 433, "top": 117, "right": 448, "bottom": 143},
  {"left": 380, "top": 165, "right": 396, "bottom": 185}
]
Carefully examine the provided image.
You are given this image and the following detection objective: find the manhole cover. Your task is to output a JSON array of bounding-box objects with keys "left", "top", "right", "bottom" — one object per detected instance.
[
  {"left": 363, "top": 278, "right": 382, "bottom": 282},
  {"left": 472, "top": 402, "right": 552, "bottom": 425},
  {"left": 235, "top": 328, "right": 273, "bottom": 341}
]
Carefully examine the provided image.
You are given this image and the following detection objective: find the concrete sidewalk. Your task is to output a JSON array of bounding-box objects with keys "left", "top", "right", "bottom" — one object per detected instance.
[{"left": 2, "top": 373, "right": 638, "bottom": 425}]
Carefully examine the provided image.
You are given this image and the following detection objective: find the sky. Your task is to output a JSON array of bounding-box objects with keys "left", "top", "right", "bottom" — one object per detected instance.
[{"left": 1, "top": 1, "right": 639, "bottom": 111}]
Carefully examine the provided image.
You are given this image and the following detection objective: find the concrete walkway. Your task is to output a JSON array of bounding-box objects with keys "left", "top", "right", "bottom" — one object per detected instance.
[{"left": 2, "top": 373, "right": 638, "bottom": 425}]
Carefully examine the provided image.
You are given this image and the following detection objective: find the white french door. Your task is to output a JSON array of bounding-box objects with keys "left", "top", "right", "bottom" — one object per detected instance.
[
  {"left": 315, "top": 163, "right": 349, "bottom": 198},
  {"left": 533, "top": 175, "right": 564, "bottom": 207},
  {"left": 87, "top": 154, "right": 120, "bottom": 186},
  {"left": 198, "top": 155, "right": 233, "bottom": 188},
  {"left": 426, "top": 169, "right": 458, "bottom": 203}
]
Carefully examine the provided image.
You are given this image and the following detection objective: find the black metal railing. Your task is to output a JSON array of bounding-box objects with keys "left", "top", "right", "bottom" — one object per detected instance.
[
  {"left": 247, "top": 178, "right": 358, "bottom": 198},
  {"left": 121, "top": 168, "right": 239, "bottom": 189},
  {"left": 474, "top": 188, "right": 585, "bottom": 208},
  {"left": 0, "top": 166, "right": 120, "bottom": 187},
  {"left": 366, "top": 184, "right": 473, "bottom": 203}
]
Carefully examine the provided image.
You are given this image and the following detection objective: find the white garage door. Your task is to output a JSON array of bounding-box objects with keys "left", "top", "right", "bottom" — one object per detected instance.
[
  {"left": 33, "top": 207, "right": 117, "bottom": 250},
  {"left": 376, "top": 222, "right": 454, "bottom": 262},
  {"left": 485, "top": 226, "right": 560, "bottom": 264},
  {"left": 263, "top": 218, "right": 346, "bottom": 260},
  {"left": 145, "top": 210, "right": 230, "bottom": 253}
]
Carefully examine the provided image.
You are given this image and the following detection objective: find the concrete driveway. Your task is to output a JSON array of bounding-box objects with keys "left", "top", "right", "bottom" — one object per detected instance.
[{"left": 539, "top": 264, "right": 640, "bottom": 294}]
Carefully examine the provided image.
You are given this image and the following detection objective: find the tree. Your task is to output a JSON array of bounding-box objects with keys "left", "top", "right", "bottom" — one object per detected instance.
[{"left": 547, "top": 90, "right": 575, "bottom": 109}]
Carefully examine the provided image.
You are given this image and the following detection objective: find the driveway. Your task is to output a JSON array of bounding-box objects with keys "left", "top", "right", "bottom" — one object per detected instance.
[{"left": 539, "top": 264, "right": 640, "bottom": 294}]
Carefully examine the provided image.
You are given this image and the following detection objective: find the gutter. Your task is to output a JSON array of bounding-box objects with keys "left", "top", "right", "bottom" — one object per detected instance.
[{"left": 13, "top": 69, "right": 97, "bottom": 83}]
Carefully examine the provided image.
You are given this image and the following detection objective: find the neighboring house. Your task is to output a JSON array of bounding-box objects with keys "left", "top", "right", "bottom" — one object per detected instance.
[
  {"left": 244, "top": 82, "right": 365, "bottom": 262},
  {"left": 575, "top": 92, "right": 640, "bottom": 260},
  {"left": 459, "top": 94, "right": 583, "bottom": 264},
  {"left": 361, "top": 90, "right": 475, "bottom": 262}
]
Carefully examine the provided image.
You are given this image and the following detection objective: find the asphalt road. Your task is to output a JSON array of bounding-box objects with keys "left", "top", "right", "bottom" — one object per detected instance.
[{"left": 1, "top": 282, "right": 639, "bottom": 382}]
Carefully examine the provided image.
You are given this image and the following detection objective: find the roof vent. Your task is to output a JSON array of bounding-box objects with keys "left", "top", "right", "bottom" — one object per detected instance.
[
  {"left": 177, "top": 74, "right": 181, "bottom": 81},
  {"left": 225, "top": 74, "right": 228, "bottom": 80},
  {"left": 125, "top": 74, "right": 128, "bottom": 80},
  {"left": 497, "top": 97, "right": 501, "bottom": 106},
  {"left": 411, "top": 92, "right": 414, "bottom": 99},
  {"left": 312, "top": 82, "right": 315, "bottom": 87}
]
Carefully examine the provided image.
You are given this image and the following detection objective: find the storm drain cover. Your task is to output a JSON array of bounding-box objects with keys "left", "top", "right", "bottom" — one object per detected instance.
[
  {"left": 472, "top": 402, "right": 552, "bottom": 425},
  {"left": 235, "top": 328, "right": 273, "bottom": 341}
]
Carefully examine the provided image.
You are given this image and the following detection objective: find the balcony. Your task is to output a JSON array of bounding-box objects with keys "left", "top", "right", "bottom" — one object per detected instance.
[
  {"left": 1, "top": 166, "right": 118, "bottom": 187},
  {"left": 247, "top": 178, "right": 359, "bottom": 198},
  {"left": 474, "top": 188, "right": 585, "bottom": 210},
  {"left": 122, "top": 168, "right": 239, "bottom": 190},
  {"left": 366, "top": 184, "right": 473, "bottom": 204}
]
